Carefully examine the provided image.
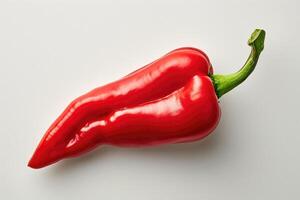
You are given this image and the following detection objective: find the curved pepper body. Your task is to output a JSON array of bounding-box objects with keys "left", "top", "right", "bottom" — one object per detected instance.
[
  {"left": 28, "top": 48, "right": 220, "bottom": 168},
  {"left": 28, "top": 29, "right": 266, "bottom": 169}
]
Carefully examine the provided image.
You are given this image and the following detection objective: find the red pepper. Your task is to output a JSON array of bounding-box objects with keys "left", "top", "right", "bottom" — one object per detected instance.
[{"left": 28, "top": 29, "right": 265, "bottom": 169}]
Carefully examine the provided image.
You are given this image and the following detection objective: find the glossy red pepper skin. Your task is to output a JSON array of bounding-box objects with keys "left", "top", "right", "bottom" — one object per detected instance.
[
  {"left": 28, "top": 29, "right": 266, "bottom": 169},
  {"left": 28, "top": 48, "right": 220, "bottom": 168}
]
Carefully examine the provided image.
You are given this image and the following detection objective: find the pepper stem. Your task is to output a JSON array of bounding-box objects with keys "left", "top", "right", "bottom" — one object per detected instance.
[{"left": 211, "top": 29, "right": 266, "bottom": 98}]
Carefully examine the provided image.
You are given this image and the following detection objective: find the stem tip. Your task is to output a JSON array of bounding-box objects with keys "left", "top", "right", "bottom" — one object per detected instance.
[{"left": 211, "top": 29, "right": 266, "bottom": 98}]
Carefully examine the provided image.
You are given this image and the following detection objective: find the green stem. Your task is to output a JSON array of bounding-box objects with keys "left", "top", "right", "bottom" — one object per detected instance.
[{"left": 211, "top": 29, "right": 266, "bottom": 98}]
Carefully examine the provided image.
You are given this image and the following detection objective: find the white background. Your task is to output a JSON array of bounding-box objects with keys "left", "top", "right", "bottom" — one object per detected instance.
[{"left": 1, "top": 0, "right": 299, "bottom": 199}]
